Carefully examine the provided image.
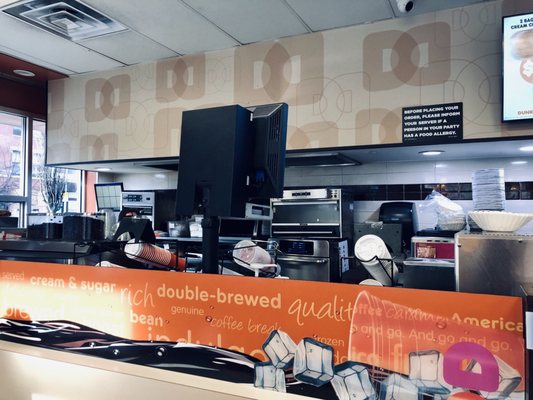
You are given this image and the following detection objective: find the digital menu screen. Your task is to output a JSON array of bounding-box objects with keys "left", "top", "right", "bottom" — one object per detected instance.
[{"left": 502, "top": 13, "right": 533, "bottom": 122}]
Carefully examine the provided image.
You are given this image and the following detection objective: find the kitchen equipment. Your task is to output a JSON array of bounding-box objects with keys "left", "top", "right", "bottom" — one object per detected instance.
[
  {"left": 62, "top": 215, "right": 104, "bottom": 241},
  {"left": 378, "top": 202, "right": 418, "bottom": 256},
  {"left": 0, "top": 217, "right": 18, "bottom": 228},
  {"left": 402, "top": 258, "right": 455, "bottom": 291},
  {"left": 270, "top": 188, "right": 353, "bottom": 240},
  {"left": 456, "top": 231, "right": 533, "bottom": 296},
  {"left": 411, "top": 236, "right": 455, "bottom": 260},
  {"left": 122, "top": 191, "right": 155, "bottom": 226},
  {"left": 275, "top": 238, "right": 349, "bottom": 282},
  {"left": 27, "top": 222, "right": 63, "bottom": 240}
]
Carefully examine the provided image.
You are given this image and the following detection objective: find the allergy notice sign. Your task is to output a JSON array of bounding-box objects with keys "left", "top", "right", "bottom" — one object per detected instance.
[{"left": 402, "top": 102, "right": 463, "bottom": 145}]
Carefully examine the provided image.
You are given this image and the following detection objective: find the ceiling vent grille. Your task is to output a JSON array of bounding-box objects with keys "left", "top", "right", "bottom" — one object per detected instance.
[{"left": 1, "top": 0, "right": 127, "bottom": 41}]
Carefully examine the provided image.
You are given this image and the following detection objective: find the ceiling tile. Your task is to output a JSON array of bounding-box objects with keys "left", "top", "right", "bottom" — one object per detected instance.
[
  {"left": 82, "top": 30, "right": 179, "bottom": 66},
  {"left": 0, "top": 12, "right": 124, "bottom": 74},
  {"left": 286, "top": 0, "right": 395, "bottom": 31},
  {"left": 387, "top": 0, "right": 489, "bottom": 18},
  {"left": 182, "top": 0, "right": 310, "bottom": 44},
  {"left": 82, "top": 0, "right": 239, "bottom": 55}
]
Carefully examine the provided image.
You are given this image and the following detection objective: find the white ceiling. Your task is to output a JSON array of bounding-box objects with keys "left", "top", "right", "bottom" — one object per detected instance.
[{"left": 0, "top": 0, "right": 491, "bottom": 77}]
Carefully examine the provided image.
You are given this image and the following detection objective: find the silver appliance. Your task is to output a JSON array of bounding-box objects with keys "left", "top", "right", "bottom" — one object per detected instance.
[
  {"left": 275, "top": 238, "right": 349, "bottom": 282},
  {"left": 455, "top": 232, "right": 533, "bottom": 296},
  {"left": 122, "top": 191, "right": 155, "bottom": 225},
  {"left": 270, "top": 188, "right": 353, "bottom": 240}
]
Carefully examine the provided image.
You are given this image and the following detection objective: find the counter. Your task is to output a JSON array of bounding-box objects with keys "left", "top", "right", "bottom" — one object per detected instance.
[
  {"left": 0, "top": 260, "right": 526, "bottom": 399},
  {"left": 0, "top": 340, "right": 297, "bottom": 400}
]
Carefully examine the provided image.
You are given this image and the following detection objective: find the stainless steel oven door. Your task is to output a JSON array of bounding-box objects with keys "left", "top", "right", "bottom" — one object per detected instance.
[
  {"left": 276, "top": 256, "right": 330, "bottom": 281},
  {"left": 272, "top": 200, "right": 340, "bottom": 224},
  {"left": 271, "top": 200, "right": 342, "bottom": 237}
]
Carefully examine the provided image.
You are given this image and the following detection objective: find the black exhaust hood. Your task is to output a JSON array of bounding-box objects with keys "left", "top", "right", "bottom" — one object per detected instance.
[
  {"left": 136, "top": 152, "right": 361, "bottom": 171},
  {"left": 285, "top": 152, "right": 361, "bottom": 167}
]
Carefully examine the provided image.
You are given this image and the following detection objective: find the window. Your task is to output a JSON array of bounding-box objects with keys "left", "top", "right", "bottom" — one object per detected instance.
[
  {"left": 0, "top": 109, "right": 83, "bottom": 227},
  {"left": 11, "top": 150, "right": 20, "bottom": 176}
]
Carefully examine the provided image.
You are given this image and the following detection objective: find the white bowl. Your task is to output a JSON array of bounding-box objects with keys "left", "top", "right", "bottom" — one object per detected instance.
[{"left": 468, "top": 211, "right": 533, "bottom": 232}]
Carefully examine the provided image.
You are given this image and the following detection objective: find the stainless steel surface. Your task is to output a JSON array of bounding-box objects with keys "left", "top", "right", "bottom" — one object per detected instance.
[
  {"left": 275, "top": 238, "right": 348, "bottom": 282},
  {"left": 455, "top": 232, "right": 533, "bottom": 296},
  {"left": 276, "top": 256, "right": 330, "bottom": 282},
  {"left": 271, "top": 188, "right": 353, "bottom": 239},
  {"left": 277, "top": 188, "right": 342, "bottom": 201},
  {"left": 243, "top": 203, "right": 272, "bottom": 221},
  {"left": 122, "top": 191, "right": 155, "bottom": 224}
]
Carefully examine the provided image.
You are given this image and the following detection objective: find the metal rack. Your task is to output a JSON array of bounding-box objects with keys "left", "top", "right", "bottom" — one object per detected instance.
[{"left": 352, "top": 254, "right": 400, "bottom": 287}]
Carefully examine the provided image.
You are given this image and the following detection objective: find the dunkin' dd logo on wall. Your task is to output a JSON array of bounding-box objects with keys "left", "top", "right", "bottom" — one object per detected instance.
[{"left": 85, "top": 74, "right": 131, "bottom": 122}]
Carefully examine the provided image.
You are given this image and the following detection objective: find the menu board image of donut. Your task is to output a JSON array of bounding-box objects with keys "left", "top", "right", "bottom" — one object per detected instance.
[{"left": 502, "top": 13, "right": 533, "bottom": 122}]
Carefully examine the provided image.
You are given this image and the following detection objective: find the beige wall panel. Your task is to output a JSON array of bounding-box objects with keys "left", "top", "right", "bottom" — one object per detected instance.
[{"left": 47, "top": 0, "right": 533, "bottom": 164}]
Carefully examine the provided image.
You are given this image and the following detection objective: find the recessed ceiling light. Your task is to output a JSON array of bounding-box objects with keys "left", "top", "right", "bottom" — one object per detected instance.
[
  {"left": 511, "top": 160, "right": 528, "bottom": 165},
  {"left": 96, "top": 167, "right": 111, "bottom": 172},
  {"left": 13, "top": 69, "right": 35, "bottom": 77},
  {"left": 154, "top": 173, "right": 166, "bottom": 179},
  {"left": 419, "top": 150, "right": 444, "bottom": 156},
  {"left": 519, "top": 145, "right": 533, "bottom": 152}
]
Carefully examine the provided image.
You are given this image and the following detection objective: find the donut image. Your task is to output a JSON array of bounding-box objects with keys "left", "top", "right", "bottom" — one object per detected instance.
[{"left": 510, "top": 29, "right": 533, "bottom": 59}]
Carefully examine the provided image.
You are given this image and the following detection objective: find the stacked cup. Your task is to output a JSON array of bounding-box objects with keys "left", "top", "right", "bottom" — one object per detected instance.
[
  {"left": 354, "top": 234, "right": 398, "bottom": 286},
  {"left": 232, "top": 240, "right": 280, "bottom": 276},
  {"left": 233, "top": 240, "right": 274, "bottom": 267},
  {"left": 124, "top": 239, "right": 185, "bottom": 270},
  {"left": 472, "top": 168, "right": 505, "bottom": 211}
]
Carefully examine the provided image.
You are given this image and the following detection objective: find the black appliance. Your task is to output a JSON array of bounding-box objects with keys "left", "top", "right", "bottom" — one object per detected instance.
[
  {"left": 275, "top": 238, "right": 349, "bottom": 282},
  {"left": 62, "top": 215, "right": 104, "bottom": 241},
  {"left": 270, "top": 188, "right": 354, "bottom": 282},
  {"left": 270, "top": 188, "right": 353, "bottom": 240},
  {"left": 402, "top": 258, "right": 456, "bottom": 291},
  {"left": 378, "top": 201, "right": 417, "bottom": 256}
]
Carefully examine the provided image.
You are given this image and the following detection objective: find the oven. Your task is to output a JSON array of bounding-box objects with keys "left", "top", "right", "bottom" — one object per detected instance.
[
  {"left": 122, "top": 191, "right": 155, "bottom": 226},
  {"left": 274, "top": 238, "right": 349, "bottom": 282},
  {"left": 270, "top": 188, "right": 353, "bottom": 240}
]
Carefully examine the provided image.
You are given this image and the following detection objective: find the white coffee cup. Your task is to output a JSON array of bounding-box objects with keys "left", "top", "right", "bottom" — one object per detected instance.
[
  {"left": 354, "top": 235, "right": 398, "bottom": 286},
  {"left": 232, "top": 240, "right": 273, "bottom": 267}
]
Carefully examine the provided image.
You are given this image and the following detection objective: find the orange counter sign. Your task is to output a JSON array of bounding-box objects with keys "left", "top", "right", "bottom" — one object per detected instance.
[{"left": 0, "top": 261, "right": 526, "bottom": 399}]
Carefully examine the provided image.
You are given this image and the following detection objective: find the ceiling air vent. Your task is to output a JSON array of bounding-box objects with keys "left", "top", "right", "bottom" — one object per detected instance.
[{"left": 1, "top": 0, "right": 127, "bottom": 41}]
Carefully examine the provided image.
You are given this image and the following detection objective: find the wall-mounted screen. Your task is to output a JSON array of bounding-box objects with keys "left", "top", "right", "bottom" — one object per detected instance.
[
  {"left": 95, "top": 182, "right": 123, "bottom": 211},
  {"left": 502, "top": 12, "right": 533, "bottom": 122}
]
